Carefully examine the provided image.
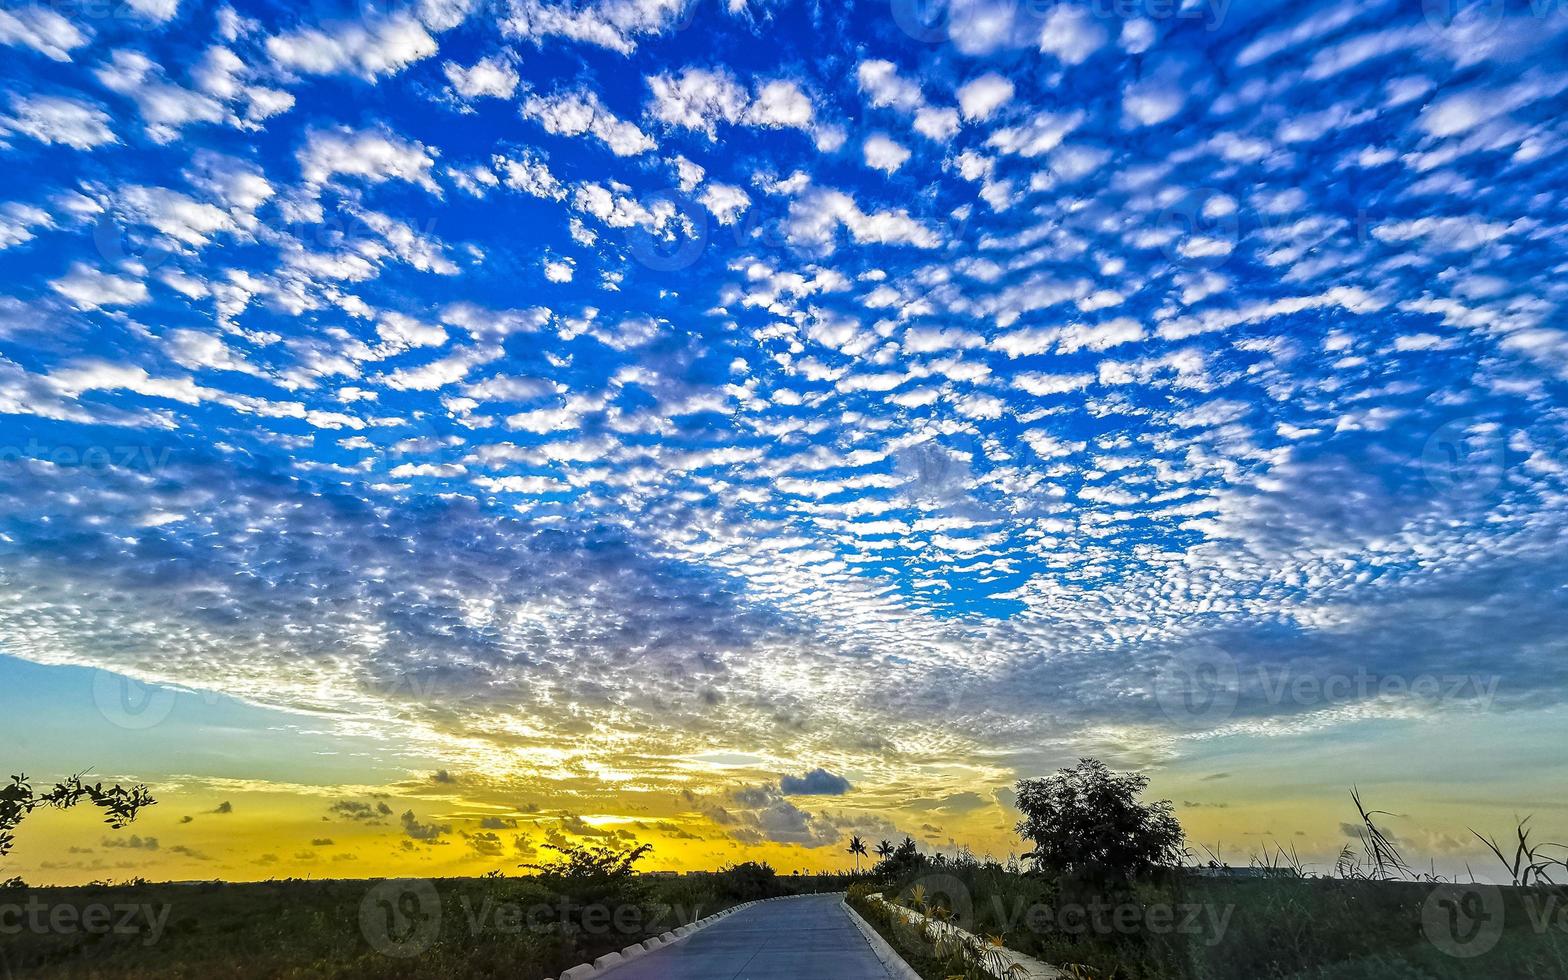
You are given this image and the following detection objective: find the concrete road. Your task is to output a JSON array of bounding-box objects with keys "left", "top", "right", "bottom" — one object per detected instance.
[{"left": 603, "top": 893, "right": 897, "bottom": 980}]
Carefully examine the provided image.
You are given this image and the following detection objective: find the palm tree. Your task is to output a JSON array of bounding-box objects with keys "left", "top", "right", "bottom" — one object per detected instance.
[
  {"left": 847, "top": 834, "right": 867, "bottom": 873},
  {"left": 875, "top": 839, "right": 894, "bottom": 863}
]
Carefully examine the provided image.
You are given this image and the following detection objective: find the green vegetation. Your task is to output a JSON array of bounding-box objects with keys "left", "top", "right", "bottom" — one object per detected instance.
[
  {"left": 10, "top": 760, "right": 1568, "bottom": 978},
  {"left": 1014, "top": 759, "right": 1183, "bottom": 881},
  {"left": 851, "top": 760, "right": 1568, "bottom": 980},
  {"left": 0, "top": 854, "right": 856, "bottom": 978},
  {"left": 861, "top": 859, "right": 1568, "bottom": 979}
]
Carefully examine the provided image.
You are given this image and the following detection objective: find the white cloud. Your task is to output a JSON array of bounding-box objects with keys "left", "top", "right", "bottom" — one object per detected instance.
[
  {"left": 1014, "top": 372, "right": 1094, "bottom": 396},
  {"left": 987, "top": 109, "right": 1083, "bottom": 157},
  {"left": 571, "top": 182, "right": 657, "bottom": 230},
  {"left": 50, "top": 263, "right": 150, "bottom": 309},
  {"left": 1372, "top": 216, "right": 1513, "bottom": 251},
  {"left": 645, "top": 67, "right": 815, "bottom": 137},
  {"left": 184, "top": 152, "right": 276, "bottom": 229},
  {"left": 163, "top": 328, "right": 261, "bottom": 375},
  {"left": 503, "top": 0, "right": 691, "bottom": 55},
  {"left": 1120, "top": 17, "right": 1155, "bottom": 54},
  {"left": 1049, "top": 143, "right": 1109, "bottom": 181},
  {"left": 863, "top": 133, "right": 911, "bottom": 174},
  {"left": 125, "top": 0, "right": 181, "bottom": 22},
  {"left": 856, "top": 59, "right": 923, "bottom": 111},
  {"left": 1037, "top": 5, "right": 1106, "bottom": 65},
  {"left": 95, "top": 49, "right": 227, "bottom": 144},
  {"left": 1056, "top": 317, "right": 1144, "bottom": 353},
  {"left": 0, "top": 202, "right": 53, "bottom": 250},
  {"left": 298, "top": 126, "right": 439, "bottom": 192},
  {"left": 116, "top": 186, "right": 234, "bottom": 248},
  {"left": 0, "top": 8, "right": 89, "bottom": 62},
  {"left": 191, "top": 46, "right": 296, "bottom": 128},
  {"left": 492, "top": 150, "right": 566, "bottom": 199},
  {"left": 784, "top": 188, "right": 940, "bottom": 254},
  {"left": 444, "top": 54, "right": 519, "bottom": 100},
  {"left": 1, "top": 93, "right": 115, "bottom": 149},
  {"left": 746, "top": 79, "right": 814, "bottom": 128},
  {"left": 543, "top": 257, "right": 575, "bottom": 282},
  {"left": 1158, "top": 287, "right": 1387, "bottom": 341},
  {"left": 378, "top": 312, "right": 448, "bottom": 350},
  {"left": 522, "top": 88, "right": 655, "bottom": 156},
  {"left": 268, "top": 14, "right": 438, "bottom": 80},
  {"left": 946, "top": 0, "right": 1026, "bottom": 56},
  {"left": 646, "top": 67, "right": 747, "bottom": 136},
  {"left": 956, "top": 73, "right": 1013, "bottom": 121},
  {"left": 1123, "top": 79, "right": 1185, "bottom": 127},
  {"left": 699, "top": 183, "right": 751, "bottom": 225},
  {"left": 913, "top": 106, "right": 960, "bottom": 141},
  {"left": 382, "top": 344, "right": 502, "bottom": 391}
]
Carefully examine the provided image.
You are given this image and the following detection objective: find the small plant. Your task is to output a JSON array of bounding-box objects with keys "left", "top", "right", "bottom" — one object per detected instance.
[
  {"left": 1251, "top": 840, "right": 1305, "bottom": 877},
  {"left": 1471, "top": 816, "right": 1568, "bottom": 887},
  {"left": 1344, "top": 788, "right": 1411, "bottom": 881}
]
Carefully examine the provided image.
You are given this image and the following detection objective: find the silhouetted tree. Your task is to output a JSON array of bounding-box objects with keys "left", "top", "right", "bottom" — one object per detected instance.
[
  {"left": 874, "top": 839, "right": 894, "bottom": 861},
  {"left": 847, "top": 834, "right": 867, "bottom": 872},
  {"left": 1, "top": 774, "right": 155, "bottom": 861},
  {"left": 873, "top": 836, "right": 929, "bottom": 878},
  {"left": 714, "top": 860, "right": 779, "bottom": 900},
  {"left": 1014, "top": 759, "right": 1183, "bottom": 881}
]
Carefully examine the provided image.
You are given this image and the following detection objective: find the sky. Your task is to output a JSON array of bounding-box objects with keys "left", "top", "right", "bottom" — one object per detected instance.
[{"left": 2, "top": 0, "right": 1567, "bottom": 885}]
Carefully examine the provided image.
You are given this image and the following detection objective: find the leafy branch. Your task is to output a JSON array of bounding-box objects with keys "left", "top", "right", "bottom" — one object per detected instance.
[{"left": 0, "top": 773, "right": 156, "bottom": 859}]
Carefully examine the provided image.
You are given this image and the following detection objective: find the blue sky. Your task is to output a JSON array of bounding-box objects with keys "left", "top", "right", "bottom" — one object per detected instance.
[{"left": 3, "top": 0, "right": 1568, "bottom": 880}]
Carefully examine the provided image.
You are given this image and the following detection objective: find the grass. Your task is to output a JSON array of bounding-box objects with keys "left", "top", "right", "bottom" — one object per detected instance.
[
  {"left": 846, "top": 884, "right": 976, "bottom": 980},
  {"left": 869, "top": 862, "right": 1568, "bottom": 980},
  {"left": 0, "top": 869, "right": 856, "bottom": 978}
]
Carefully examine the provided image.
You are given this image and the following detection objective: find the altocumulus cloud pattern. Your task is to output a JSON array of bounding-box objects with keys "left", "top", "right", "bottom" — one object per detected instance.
[{"left": 1, "top": 0, "right": 1567, "bottom": 791}]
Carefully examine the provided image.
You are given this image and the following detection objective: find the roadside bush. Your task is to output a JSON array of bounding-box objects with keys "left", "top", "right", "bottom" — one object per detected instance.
[{"left": 712, "top": 861, "right": 780, "bottom": 901}]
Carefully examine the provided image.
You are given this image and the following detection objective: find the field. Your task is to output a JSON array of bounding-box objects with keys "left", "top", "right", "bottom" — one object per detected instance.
[
  {"left": 0, "top": 867, "right": 853, "bottom": 978},
  {"left": 9, "top": 865, "right": 1567, "bottom": 979},
  {"left": 850, "top": 865, "right": 1568, "bottom": 980}
]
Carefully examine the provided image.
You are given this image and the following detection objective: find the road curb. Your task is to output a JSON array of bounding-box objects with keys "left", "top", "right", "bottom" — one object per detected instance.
[
  {"left": 841, "top": 895, "right": 923, "bottom": 980},
  {"left": 547, "top": 898, "right": 769, "bottom": 980}
]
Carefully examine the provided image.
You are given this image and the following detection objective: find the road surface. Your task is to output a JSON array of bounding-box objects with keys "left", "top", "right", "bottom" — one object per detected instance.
[{"left": 603, "top": 893, "right": 898, "bottom": 979}]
